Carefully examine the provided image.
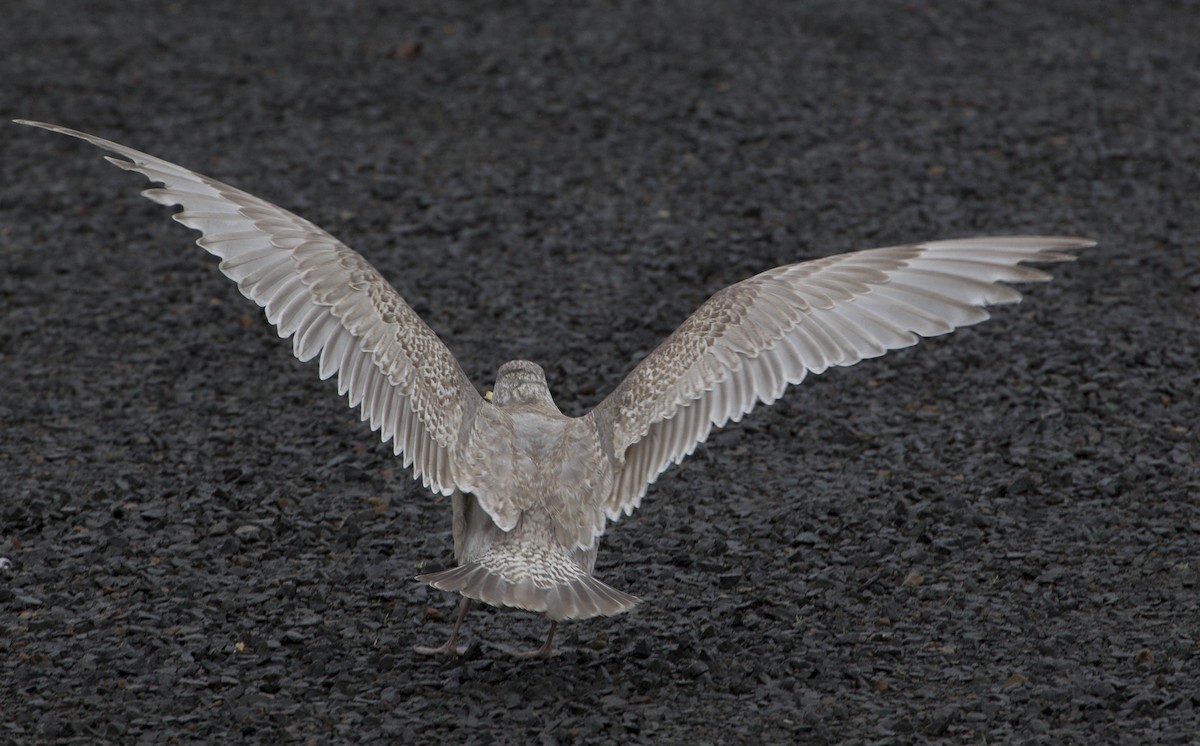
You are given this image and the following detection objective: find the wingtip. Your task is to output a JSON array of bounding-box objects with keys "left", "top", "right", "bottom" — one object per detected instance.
[
  {"left": 14, "top": 120, "right": 109, "bottom": 148},
  {"left": 923, "top": 235, "right": 1095, "bottom": 265},
  {"left": 14, "top": 120, "right": 138, "bottom": 157},
  {"left": 1034, "top": 236, "right": 1097, "bottom": 263},
  {"left": 1039, "top": 236, "right": 1097, "bottom": 252},
  {"left": 14, "top": 119, "right": 63, "bottom": 133}
]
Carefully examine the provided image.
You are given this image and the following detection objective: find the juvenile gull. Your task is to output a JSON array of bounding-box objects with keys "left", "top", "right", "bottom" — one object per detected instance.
[{"left": 18, "top": 120, "right": 1092, "bottom": 658}]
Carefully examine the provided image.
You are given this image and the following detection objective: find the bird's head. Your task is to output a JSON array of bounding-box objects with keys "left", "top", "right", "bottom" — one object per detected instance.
[{"left": 490, "top": 360, "right": 556, "bottom": 409}]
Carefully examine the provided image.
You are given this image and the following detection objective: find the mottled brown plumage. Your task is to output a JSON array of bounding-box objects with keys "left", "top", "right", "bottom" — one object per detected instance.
[{"left": 19, "top": 120, "right": 1091, "bottom": 658}]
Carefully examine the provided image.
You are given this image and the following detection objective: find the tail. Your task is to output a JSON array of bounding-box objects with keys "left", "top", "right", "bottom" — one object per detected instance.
[{"left": 416, "top": 562, "right": 640, "bottom": 621}]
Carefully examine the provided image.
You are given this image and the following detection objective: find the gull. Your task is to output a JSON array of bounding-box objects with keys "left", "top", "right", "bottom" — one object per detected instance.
[{"left": 17, "top": 120, "right": 1091, "bottom": 658}]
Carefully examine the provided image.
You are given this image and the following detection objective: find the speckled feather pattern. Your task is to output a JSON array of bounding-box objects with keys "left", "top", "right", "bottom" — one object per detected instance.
[{"left": 18, "top": 120, "right": 1091, "bottom": 624}]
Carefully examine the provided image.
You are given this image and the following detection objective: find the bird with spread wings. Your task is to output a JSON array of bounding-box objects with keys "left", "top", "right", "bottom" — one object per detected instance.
[{"left": 18, "top": 120, "right": 1091, "bottom": 658}]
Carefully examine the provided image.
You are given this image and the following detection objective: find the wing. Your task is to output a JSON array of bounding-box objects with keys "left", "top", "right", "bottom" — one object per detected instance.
[
  {"left": 18, "top": 120, "right": 481, "bottom": 496},
  {"left": 589, "top": 236, "right": 1092, "bottom": 518}
]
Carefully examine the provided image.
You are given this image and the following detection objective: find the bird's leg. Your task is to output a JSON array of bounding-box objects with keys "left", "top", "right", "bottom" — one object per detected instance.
[
  {"left": 413, "top": 597, "right": 472, "bottom": 656},
  {"left": 514, "top": 621, "right": 559, "bottom": 660}
]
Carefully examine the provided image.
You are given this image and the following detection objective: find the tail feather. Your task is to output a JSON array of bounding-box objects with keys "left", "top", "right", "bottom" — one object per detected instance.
[{"left": 417, "top": 562, "right": 639, "bottom": 621}]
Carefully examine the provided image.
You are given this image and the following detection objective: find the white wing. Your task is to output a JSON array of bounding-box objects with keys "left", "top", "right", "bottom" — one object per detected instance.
[
  {"left": 589, "top": 237, "right": 1091, "bottom": 519},
  {"left": 19, "top": 120, "right": 481, "bottom": 496}
]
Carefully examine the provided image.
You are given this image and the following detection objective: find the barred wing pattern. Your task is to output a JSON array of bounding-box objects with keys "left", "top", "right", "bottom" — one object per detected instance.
[
  {"left": 591, "top": 237, "right": 1090, "bottom": 520},
  {"left": 19, "top": 120, "right": 480, "bottom": 496}
]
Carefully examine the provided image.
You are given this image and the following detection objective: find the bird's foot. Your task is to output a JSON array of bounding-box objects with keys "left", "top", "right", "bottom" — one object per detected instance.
[
  {"left": 413, "top": 597, "right": 472, "bottom": 657},
  {"left": 512, "top": 621, "right": 559, "bottom": 660},
  {"left": 512, "top": 644, "right": 559, "bottom": 660},
  {"left": 412, "top": 640, "right": 468, "bottom": 657}
]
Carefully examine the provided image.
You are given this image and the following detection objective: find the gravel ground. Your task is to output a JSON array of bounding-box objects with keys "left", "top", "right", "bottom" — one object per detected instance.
[{"left": 2, "top": 1, "right": 1198, "bottom": 743}]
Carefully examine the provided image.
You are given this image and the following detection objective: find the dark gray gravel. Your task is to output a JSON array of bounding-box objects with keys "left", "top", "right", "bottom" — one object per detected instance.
[{"left": 3, "top": 1, "right": 1198, "bottom": 743}]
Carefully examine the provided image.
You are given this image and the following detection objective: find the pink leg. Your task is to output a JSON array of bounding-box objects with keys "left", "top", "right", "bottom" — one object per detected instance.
[
  {"left": 413, "top": 597, "right": 471, "bottom": 656},
  {"left": 514, "top": 621, "right": 558, "bottom": 660}
]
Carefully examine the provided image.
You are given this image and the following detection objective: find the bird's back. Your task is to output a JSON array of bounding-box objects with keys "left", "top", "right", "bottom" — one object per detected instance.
[{"left": 416, "top": 404, "right": 638, "bottom": 621}]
